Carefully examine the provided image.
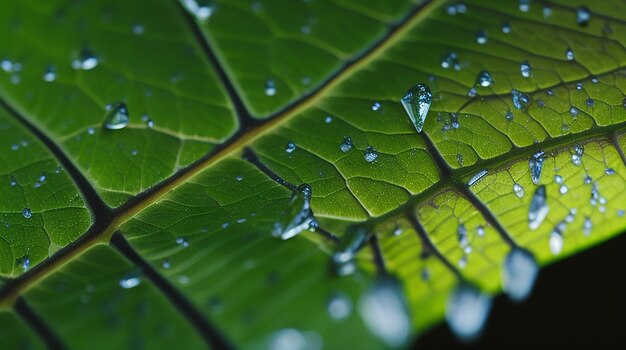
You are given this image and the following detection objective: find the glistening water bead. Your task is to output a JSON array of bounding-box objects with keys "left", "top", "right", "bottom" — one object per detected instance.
[
  {"left": 103, "top": 102, "right": 130, "bottom": 130},
  {"left": 400, "top": 83, "right": 432, "bottom": 133},
  {"left": 475, "top": 71, "right": 492, "bottom": 87},
  {"left": 502, "top": 249, "right": 538, "bottom": 302}
]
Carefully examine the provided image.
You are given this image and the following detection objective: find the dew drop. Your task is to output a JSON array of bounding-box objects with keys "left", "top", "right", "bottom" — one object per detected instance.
[
  {"left": 71, "top": 49, "right": 99, "bottom": 70},
  {"left": 458, "top": 255, "right": 468, "bottom": 269},
  {"left": 475, "top": 71, "right": 493, "bottom": 87},
  {"left": 477, "top": 225, "right": 485, "bottom": 237},
  {"left": 364, "top": 146, "right": 378, "bottom": 163},
  {"left": 441, "top": 52, "right": 458, "bottom": 69},
  {"left": 502, "top": 21, "right": 511, "bottom": 33},
  {"left": 467, "top": 87, "right": 477, "bottom": 97},
  {"left": 285, "top": 142, "right": 296, "bottom": 154},
  {"left": 327, "top": 293, "right": 352, "bottom": 321},
  {"left": 543, "top": 5, "right": 552, "bottom": 18},
  {"left": 358, "top": 279, "right": 410, "bottom": 348},
  {"left": 605, "top": 168, "right": 616, "bottom": 175},
  {"left": 42, "top": 65, "right": 56, "bottom": 82},
  {"left": 576, "top": 6, "right": 591, "bottom": 26},
  {"left": 505, "top": 110, "right": 514, "bottom": 121},
  {"left": 457, "top": 223, "right": 468, "bottom": 247},
  {"left": 401, "top": 83, "right": 432, "bottom": 133},
  {"left": 324, "top": 116, "right": 332, "bottom": 123},
  {"left": 529, "top": 185, "right": 548, "bottom": 230},
  {"left": 273, "top": 184, "right": 313, "bottom": 240},
  {"left": 583, "top": 217, "right": 592, "bottom": 236},
  {"left": 529, "top": 150, "right": 545, "bottom": 185},
  {"left": 554, "top": 175, "right": 563, "bottom": 184},
  {"left": 175, "top": 237, "right": 190, "bottom": 248},
  {"left": 103, "top": 102, "right": 130, "bottom": 130},
  {"left": 475, "top": 30, "right": 488, "bottom": 44},
  {"left": 339, "top": 137, "right": 353, "bottom": 153},
  {"left": 162, "top": 259, "right": 171, "bottom": 269},
  {"left": 21, "top": 208, "right": 32, "bottom": 219},
  {"left": 549, "top": 231, "right": 563, "bottom": 255},
  {"left": 264, "top": 79, "right": 277, "bottom": 96},
  {"left": 446, "top": 284, "right": 492, "bottom": 341},
  {"left": 520, "top": 61, "right": 532, "bottom": 78},
  {"left": 9, "top": 175, "right": 17, "bottom": 186},
  {"left": 513, "top": 183, "right": 525, "bottom": 198},
  {"left": 511, "top": 89, "right": 530, "bottom": 110},
  {"left": 586, "top": 98, "right": 595, "bottom": 107},
  {"left": 119, "top": 272, "right": 141, "bottom": 289},
  {"left": 571, "top": 144, "right": 584, "bottom": 166},
  {"left": 566, "top": 48, "right": 575, "bottom": 61},
  {"left": 559, "top": 185, "right": 568, "bottom": 194},
  {"left": 502, "top": 248, "right": 538, "bottom": 302},
  {"left": 569, "top": 106, "right": 579, "bottom": 117},
  {"left": 18, "top": 256, "right": 30, "bottom": 271},
  {"left": 181, "top": 0, "right": 215, "bottom": 22},
  {"left": 132, "top": 23, "right": 145, "bottom": 35}
]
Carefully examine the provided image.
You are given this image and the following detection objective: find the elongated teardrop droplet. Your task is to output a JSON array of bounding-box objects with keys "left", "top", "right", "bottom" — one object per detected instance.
[
  {"left": 103, "top": 102, "right": 130, "bottom": 130},
  {"left": 358, "top": 278, "right": 410, "bottom": 348},
  {"left": 529, "top": 185, "right": 548, "bottom": 230},
  {"left": 529, "top": 150, "right": 545, "bottom": 184},
  {"left": 446, "top": 284, "right": 492, "bottom": 341},
  {"left": 502, "top": 248, "right": 538, "bottom": 302},
  {"left": 400, "top": 83, "right": 432, "bottom": 133},
  {"left": 272, "top": 184, "right": 314, "bottom": 240}
]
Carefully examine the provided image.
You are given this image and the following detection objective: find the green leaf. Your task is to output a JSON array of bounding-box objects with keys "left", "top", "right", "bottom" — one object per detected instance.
[{"left": 1, "top": 0, "right": 626, "bottom": 348}]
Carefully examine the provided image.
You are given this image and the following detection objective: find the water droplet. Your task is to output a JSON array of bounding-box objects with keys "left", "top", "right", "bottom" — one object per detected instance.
[
  {"left": 549, "top": 231, "right": 563, "bottom": 255},
  {"left": 175, "top": 237, "right": 189, "bottom": 248},
  {"left": 400, "top": 83, "right": 432, "bottom": 133},
  {"left": 513, "top": 183, "right": 525, "bottom": 198},
  {"left": 162, "top": 259, "right": 171, "bottom": 269},
  {"left": 554, "top": 175, "right": 563, "bottom": 184},
  {"left": 21, "top": 208, "right": 32, "bottom": 219},
  {"left": 264, "top": 79, "right": 277, "bottom": 96},
  {"left": 458, "top": 255, "right": 468, "bottom": 269},
  {"left": 18, "top": 256, "right": 30, "bottom": 271},
  {"left": 71, "top": 49, "right": 99, "bottom": 70},
  {"left": 268, "top": 328, "right": 322, "bottom": 350},
  {"left": 559, "top": 185, "right": 568, "bottom": 194},
  {"left": 327, "top": 293, "right": 352, "bottom": 321},
  {"left": 475, "top": 30, "right": 488, "bottom": 45},
  {"left": 441, "top": 52, "right": 458, "bottom": 69},
  {"left": 42, "top": 65, "right": 56, "bottom": 82},
  {"left": 576, "top": 6, "right": 591, "bottom": 26},
  {"left": 324, "top": 116, "right": 332, "bottom": 123},
  {"left": 475, "top": 71, "right": 493, "bottom": 87},
  {"left": 566, "top": 48, "right": 575, "bottom": 61},
  {"left": 529, "top": 150, "right": 545, "bottom": 184},
  {"left": 273, "top": 184, "right": 314, "bottom": 240},
  {"left": 583, "top": 217, "right": 592, "bottom": 236},
  {"left": 364, "top": 146, "right": 378, "bottom": 163},
  {"left": 132, "top": 23, "right": 145, "bottom": 35},
  {"left": 103, "top": 102, "right": 130, "bottom": 130},
  {"left": 285, "top": 142, "right": 296, "bottom": 154},
  {"left": 477, "top": 225, "right": 485, "bottom": 237},
  {"left": 519, "top": 0, "right": 530, "bottom": 12},
  {"left": 333, "top": 227, "right": 369, "bottom": 264},
  {"left": 511, "top": 89, "right": 530, "bottom": 110},
  {"left": 502, "top": 249, "right": 538, "bottom": 302},
  {"left": 605, "top": 168, "right": 615, "bottom": 175},
  {"left": 571, "top": 144, "right": 584, "bottom": 166},
  {"left": 446, "top": 284, "right": 492, "bottom": 341},
  {"left": 529, "top": 185, "right": 548, "bottom": 230},
  {"left": 502, "top": 21, "right": 511, "bottom": 33},
  {"left": 467, "top": 87, "right": 477, "bottom": 97},
  {"left": 505, "top": 110, "right": 514, "bottom": 121},
  {"left": 575, "top": 83, "right": 583, "bottom": 91},
  {"left": 520, "top": 61, "right": 532, "bottom": 78},
  {"left": 181, "top": 0, "right": 215, "bottom": 22},
  {"left": 0, "top": 59, "right": 13, "bottom": 72},
  {"left": 371, "top": 101, "right": 382, "bottom": 111},
  {"left": 585, "top": 98, "right": 595, "bottom": 107},
  {"left": 457, "top": 223, "right": 468, "bottom": 247},
  {"left": 543, "top": 5, "right": 552, "bottom": 18},
  {"left": 358, "top": 279, "right": 410, "bottom": 347},
  {"left": 119, "top": 272, "right": 141, "bottom": 289},
  {"left": 468, "top": 170, "right": 488, "bottom": 187},
  {"left": 569, "top": 106, "right": 579, "bottom": 117},
  {"left": 339, "top": 137, "right": 353, "bottom": 153}
]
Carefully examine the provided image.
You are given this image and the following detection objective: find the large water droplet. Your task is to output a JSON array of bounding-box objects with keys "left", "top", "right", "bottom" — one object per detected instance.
[
  {"left": 327, "top": 293, "right": 352, "bottom": 321},
  {"left": 519, "top": 0, "right": 530, "bottom": 12},
  {"left": 103, "top": 102, "right": 130, "bottom": 130},
  {"left": 400, "top": 83, "right": 432, "bottom": 133},
  {"left": 446, "top": 284, "right": 492, "bottom": 341},
  {"left": 71, "top": 49, "right": 99, "bottom": 70},
  {"left": 364, "top": 146, "right": 379, "bottom": 163},
  {"left": 576, "top": 6, "right": 591, "bottom": 26},
  {"left": 529, "top": 185, "right": 548, "bottom": 230},
  {"left": 358, "top": 279, "right": 410, "bottom": 348},
  {"left": 182, "top": 0, "right": 215, "bottom": 22},
  {"left": 520, "top": 61, "right": 532, "bottom": 78},
  {"left": 21, "top": 207, "right": 32, "bottom": 219},
  {"left": 475, "top": 71, "right": 493, "bottom": 87},
  {"left": 339, "top": 137, "right": 353, "bottom": 153},
  {"left": 502, "top": 249, "right": 538, "bottom": 302},
  {"left": 272, "top": 184, "right": 313, "bottom": 240},
  {"left": 529, "top": 150, "right": 545, "bottom": 185},
  {"left": 119, "top": 272, "right": 141, "bottom": 289},
  {"left": 511, "top": 89, "right": 530, "bottom": 110}
]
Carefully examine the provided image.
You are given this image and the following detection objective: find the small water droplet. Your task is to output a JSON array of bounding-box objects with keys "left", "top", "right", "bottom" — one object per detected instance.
[
  {"left": 327, "top": 292, "right": 352, "bottom": 321},
  {"left": 441, "top": 52, "right": 458, "bottom": 69},
  {"left": 475, "top": 71, "right": 493, "bottom": 87},
  {"left": 162, "top": 259, "right": 171, "bottom": 269},
  {"left": 529, "top": 150, "right": 545, "bottom": 184},
  {"left": 273, "top": 184, "right": 313, "bottom": 240},
  {"left": 559, "top": 184, "right": 568, "bottom": 194},
  {"left": 569, "top": 106, "right": 579, "bottom": 117},
  {"left": 475, "top": 30, "right": 488, "bottom": 44},
  {"left": 446, "top": 284, "right": 492, "bottom": 341},
  {"left": 502, "top": 248, "right": 538, "bottom": 302},
  {"left": 285, "top": 142, "right": 296, "bottom": 154},
  {"left": 519, "top": 0, "right": 530, "bottom": 12},
  {"left": 467, "top": 87, "right": 477, "bottom": 97},
  {"left": 458, "top": 255, "right": 468, "bottom": 269},
  {"left": 339, "top": 137, "right": 353, "bottom": 153},
  {"left": 529, "top": 185, "right": 548, "bottom": 230},
  {"left": 605, "top": 168, "right": 616, "bottom": 175},
  {"left": 565, "top": 48, "right": 575, "bottom": 61},
  {"left": 175, "top": 237, "right": 190, "bottom": 248},
  {"left": 324, "top": 116, "right": 332, "bottom": 123},
  {"left": 364, "top": 146, "right": 379, "bottom": 163},
  {"left": 21, "top": 208, "right": 32, "bottom": 219},
  {"left": 119, "top": 272, "right": 141, "bottom": 289},
  {"left": 182, "top": 0, "right": 215, "bottom": 22},
  {"left": 502, "top": 21, "right": 511, "bottom": 33},
  {"left": 505, "top": 110, "right": 514, "bottom": 121},
  {"left": 511, "top": 89, "right": 530, "bottom": 110},
  {"left": 71, "top": 49, "right": 99, "bottom": 70},
  {"left": 19, "top": 256, "right": 30, "bottom": 271},
  {"left": 520, "top": 61, "right": 532, "bottom": 78},
  {"left": 371, "top": 101, "right": 382, "bottom": 111},
  {"left": 103, "top": 102, "right": 130, "bottom": 130},
  {"left": 358, "top": 279, "right": 410, "bottom": 347},
  {"left": 42, "top": 65, "right": 56, "bottom": 82},
  {"left": 401, "top": 83, "right": 432, "bottom": 133},
  {"left": 583, "top": 217, "right": 592, "bottom": 236},
  {"left": 333, "top": 227, "right": 369, "bottom": 264},
  {"left": 513, "top": 183, "right": 525, "bottom": 198},
  {"left": 132, "top": 23, "right": 145, "bottom": 35},
  {"left": 264, "top": 79, "right": 277, "bottom": 96},
  {"left": 585, "top": 98, "right": 595, "bottom": 107},
  {"left": 554, "top": 175, "right": 563, "bottom": 184},
  {"left": 549, "top": 231, "right": 563, "bottom": 255},
  {"left": 576, "top": 6, "right": 591, "bottom": 26},
  {"left": 571, "top": 144, "right": 584, "bottom": 166},
  {"left": 543, "top": 5, "right": 552, "bottom": 18},
  {"left": 477, "top": 225, "right": 485, "bottom": 237},
  {"left": 457, "top": 223, "right": 468, "bottom": 247}
]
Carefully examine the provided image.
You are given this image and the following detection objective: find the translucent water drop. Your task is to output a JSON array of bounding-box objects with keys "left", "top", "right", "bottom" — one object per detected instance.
[
  {"left": 162, "top": 259, "right": 171, "bottom": 269},
  {"left": 520, "top": 61, "right": 532, "bottom": 78},
  {"left": 339, "top": 137, "right": 353, "bottom": 153},
  {"left": 513, "top": 183, "right": 525, "bottom": 198},
  {"left": 511, "top": 89, "right": 530, "bottom": 110},
  {"left": 0, "top": 59, "right": 13, "bottom": 72},
  {"left": 505, "top": 110, "right": 514, "bottom": 121},
  {"left": 264, "top": 79, "right": 277, "bottom": 96},
  {"left": 450, "top": 113, "right": 460, "bottom": 129},
  {"left": 273, "top": 184, "right": 313, "bottom": 240},
  {"left": 441, "top": 52, "right": 458, "bottom": 69},
  {"left": 285, "top": 142, "right": 296, "bottom": 154},
  {"left": 543, "top": 5, "right": 552, "bottom": 18},
  {"left": 42, "top": 65, "right": 56, "bottom": 82},
  {"left": 71, "top": 49, "right": 99, "bottom": 70},
  {"left": 457, "top": 223, "right": 468, "bottom": 247},
  {"left": 446, "top": 5, "right": 458, "bottom": 15},
  {"left": 475, "top": 71, "right": 493, "bottom": 87},
  {"left": 364, "top": 146, "right": 378, "bottom": 163},
  {"left": 502, "top": 248, "right": 538, "bottom": 302},
  {"left": 175, "top": 237, "right": 190, "bottom": 248},
  {"left": 19, "top": 256, "right": 30, "bottom": 271},
  {"left": 333, "top": 227, "right": 369, "bottom": 264},
  {"left": 619, "top": 210, "right": 625, "bottom": 217},
  {"left": 468, "top": 169, "right": 488, "bottom": 186},
  {"left": 269, "top": 329, "right": 322, "bottom": 350},
  {"left": 358, "top": 279, "right": 410, "bottom": 348},
  {"left": 446, "top": 284, "right": 492, "bottom": 341},
  {"left": 502, "top": 21, "right": 511, "bottom": 33},
  {"left": 576, "top": 6, "right": 590, "bottom": 26},
  {"left": 575, "top": 83, "right": 583, "bottom": 91},
  {"left": 554, "top": 175, "right": 563, "bottom": 184},
  {"left": 132, "top": 23, "right": 145, "bottom": 35},
  {"left": 565, "top": 48, "right": 575, "bottom": 61},
  {"left": 327, "top": 293, "right": 352, "bottom": 321},
  {"left": 324, "top": 116, "right": 332, "bottom": 123},
  {"left": 119, "top": 272, "right": 141, "bottom": 289},
  {"left": 22, "top": 208, "right": 32, "bottom": 219},
  {"left": 477, "top": 225, "right": 485, "bottom": 237},
  {"left": 9, "top": 175, "right": 17, "bottom": 186},
  {"left": 182, "top": 0, "right": 215, "bottom": 22},
  {"left": 605, "top": 168, "right": 616, "bottom": 175},
  {"left": 529, "top": 185, "right": 548, "bottom": 230},
  {"left": 401, "top": 83, "right": 432, "bottom": 133},
  {"left": 583, "top": 217, "right": 592, "bottom": 236},
  {"left": 559, "top": 185, "right": 568, "bottom": 194},
  {"left": 569, "top": 106, "right": 579, "bottom": 117},
  {"left": 475, "top": 30, "right": 487, "bottom": 44},
  {"left": 103, "top": 102, "right": 130, "bottom": 130},
  {"left": 586, "top": 98, "right": 595, "bottom": 107},
  {"left": 467, "top": 87, "right": 477, "bottom": 97},
  {"left": 529, "top": 150, "right": 545, "bottom": 184},
  {"left": 549, "top": 231, "right": 563, "bottom": 255},
  {"left": 571, "top": 144, "right": 584, "bottom": 166},
  {"left": 458, "top": 255, "right": 468, "bottom": 269},
  {"left": 519, "top": 0, "right": 530, "bottom": 12}
]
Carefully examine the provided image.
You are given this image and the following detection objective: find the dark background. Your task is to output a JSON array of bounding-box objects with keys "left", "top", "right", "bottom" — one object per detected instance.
[{"left": 415, "top": 232, "right": 626, "bottom": 349}]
